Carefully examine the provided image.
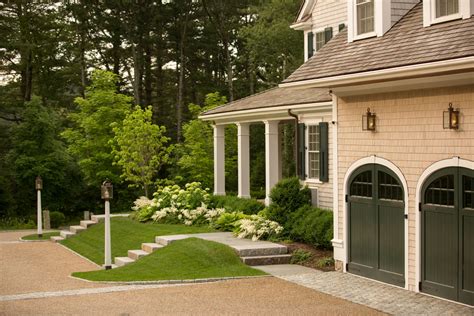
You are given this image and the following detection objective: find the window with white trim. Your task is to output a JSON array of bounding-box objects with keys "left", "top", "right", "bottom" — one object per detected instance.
[
  {"left": 315, "top": 31, "right": 325, "bottom": 51},
  {"left": 307, "top": 125, "right": 320, "bottom": 179},
  {"left": 435, "top": 0, "right": 459, "bottom": 18},
  {"left": 356, "top": 0, "right": 374, "bottom": 35}
]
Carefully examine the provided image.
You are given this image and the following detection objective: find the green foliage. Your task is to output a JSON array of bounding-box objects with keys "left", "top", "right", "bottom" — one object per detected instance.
[
  {"left": 62, "top": 70, "right": 132, "bottom": 187},
  {"left": 290, "top": 249, "right": 312, "bottom": 264},
  {"left": 209, "top": 195, "right": 265, "bottom": 215},
  {"left": 72, "top": 238, "right": 266, "bottom": 282},
  {"left": 316, "top": 256, "right": 335, "bottom": 268},
  {"left": 112, "top": 106, "right": 172, "bottom": 197},
  {"left": 0, "top": 217, "right": 36, "bottom": 230},
  {"left": 267, "top": 177, "right": 311, "bottom": 225},
  {"left": 49, "top": 211, "right": 66, "bottom": 228},
  {"left": 287, "top": 205, "right": 333, "bottom": 249},
  {"left": 212, "top": 212, "right": 246, "bottom": 231}
]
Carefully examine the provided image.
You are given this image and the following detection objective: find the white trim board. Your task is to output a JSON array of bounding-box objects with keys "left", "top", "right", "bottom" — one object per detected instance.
[
  {"left": 414, "top": 157, "right": 474, "bottom": 293},
  {"left": 341, "top": 155, "right": 409, "bottom": 290}
]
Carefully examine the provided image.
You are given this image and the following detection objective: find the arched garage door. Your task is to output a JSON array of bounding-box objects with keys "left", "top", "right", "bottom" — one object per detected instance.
[
  {"left": 421, "top": 167, "right": 474, "bottom": 306},
  {"left": 347, "top": 164, "right": 405, "bottom": 287}
]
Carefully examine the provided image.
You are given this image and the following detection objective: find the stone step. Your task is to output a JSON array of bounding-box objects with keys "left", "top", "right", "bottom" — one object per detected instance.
[
  {"left": 232, "top": 244, "right": 288, "bottom": 257},
  {"left": 141, "top": 243, "right": 164, "bottom": 253},
  {"left": 69, "top": 225, "right": 86, "bottom": 234},
  {"left": 91, "top": 214, "right": 130, "bottom": 223},
  {"left": 114, "top": 256, "right": 135, "bottom": 267},
  {"left": 128, "top": 249, "right": 149, "bottom": 260},
  {"left": 80, "top": 220, "right": 96, "bottom": 228},
  {"left": 60, "top": 230, "right": 75, "bottom": 239},
  {"left": 50, "top": 236, "right": 65, "bottom": 243},
  {"left": 241, "top": 254, "right": 292, "bottom": 266},
  {"left": 155, "top": 234, "right": 189, "bottom": 246}
]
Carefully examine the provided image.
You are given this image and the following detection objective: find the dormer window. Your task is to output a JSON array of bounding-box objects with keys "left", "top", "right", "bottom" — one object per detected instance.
[
  {"left": 356, "top": 0, "right": 374, "bottom": 35},
  {"left": 423, "top": 0, "right": 472, "bottom": 27}
]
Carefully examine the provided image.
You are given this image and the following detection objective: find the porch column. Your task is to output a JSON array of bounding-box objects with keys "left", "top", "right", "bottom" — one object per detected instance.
[
  {"left": 213, "top": 124, "right": 226, "bottom": 195},
  {"left": 264, "top": 120, "right": 280, "bottom": 206},
  {"left": 237, "top": 123, "right": 250, "bottom": 198}
]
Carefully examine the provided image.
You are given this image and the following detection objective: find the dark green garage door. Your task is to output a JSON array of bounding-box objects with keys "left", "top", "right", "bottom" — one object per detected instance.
[
  {"left": 347, "top": 164, "right": 405, "bottom": 287},
  {"left": 421, "top": 167, "right": 474, "bottom": 306}
]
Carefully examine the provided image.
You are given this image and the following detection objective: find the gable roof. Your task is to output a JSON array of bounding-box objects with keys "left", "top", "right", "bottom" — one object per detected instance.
[
  {"left": 201, "top": 86, "right": 330, "bottom": 116},
  {"left": 283, "top": 3, "right": 474, "bottom": 84}
]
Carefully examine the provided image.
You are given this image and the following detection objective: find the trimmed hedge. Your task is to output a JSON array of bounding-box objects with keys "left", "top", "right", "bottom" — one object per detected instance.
[
  {"left": 209, "top": 195, "right": 265, "bottom": 215},
  {"left": 287, "top": 205, "right": 333, "bottom": 249}
]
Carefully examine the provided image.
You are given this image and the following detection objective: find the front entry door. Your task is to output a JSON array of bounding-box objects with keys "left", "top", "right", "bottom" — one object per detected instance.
[
  {"left": 348, "top": 164, "right": 405, "bottom": 287},
  {"left": 421, "top": 167, "right": 474, "bottom": 306}
]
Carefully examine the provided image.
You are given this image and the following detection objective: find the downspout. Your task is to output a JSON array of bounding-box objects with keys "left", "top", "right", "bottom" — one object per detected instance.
[{"left": 288, "top": 109, "right": 299, "bottom": 177}]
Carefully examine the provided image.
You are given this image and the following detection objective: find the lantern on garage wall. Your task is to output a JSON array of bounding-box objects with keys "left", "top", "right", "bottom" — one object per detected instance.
[
  {"left": 362, "top": 107, "right": 376, "bottom": 131},
  {"left": 443, "top": 103, "right": 459, "bottom": 130}
]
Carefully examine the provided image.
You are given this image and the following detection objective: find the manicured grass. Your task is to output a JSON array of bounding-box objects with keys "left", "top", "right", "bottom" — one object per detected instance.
[
  {"left": 73, "top": 238, "right": 267, "bottom": 281},
  {"left": 60, "top": 217, "right": 216, "bottom": 265},
  {"left": 21, "top": 231, "right": 60, "bottom": 240}
]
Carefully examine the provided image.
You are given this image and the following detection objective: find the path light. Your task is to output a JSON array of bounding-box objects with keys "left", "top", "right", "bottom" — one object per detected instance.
[
  {"left": 362, "top": 107, "right": 376, "bottom": 131},
  {"left": 101, "top": 180, "right": 113, "bottom": 270},
  {"left": 35, "top": 176, "right": 43, "bottom": 238},
  {"left": 444, "top": 103, "right": 459, "bottom": 130}
]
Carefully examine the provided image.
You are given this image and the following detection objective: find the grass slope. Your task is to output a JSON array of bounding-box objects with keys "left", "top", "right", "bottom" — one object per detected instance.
[
  {"left": 73, "top": 238, "right": 267, "bottom": 281},
  {"left": 22, "top": 231, "right": 60, "bottom": 240},
  {"left": 61, "top": 217, "right": 215, "bottom": 265}
]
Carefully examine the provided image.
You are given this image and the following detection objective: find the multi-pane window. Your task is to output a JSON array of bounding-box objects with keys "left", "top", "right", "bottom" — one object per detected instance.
[
  {"left": 315, "top": 31, "right": 325, "bottom": 51},
  {"left": 463, "top": 175, "right": 474, "bottom": 209},
  {"left": 436, "top": 0, "right": 459, "bottom": 18},
  {"left": 356, "top": 0, "right": 374, "bottom": 35},
  {"left": 350, "top": 171, "right": 373, "bottom": 198},
  {"left": 307, "top": 125, "right": 320, "bottom": 179},
  {"left": 425, "top": 175, "right": 455, "bottom": 206}
]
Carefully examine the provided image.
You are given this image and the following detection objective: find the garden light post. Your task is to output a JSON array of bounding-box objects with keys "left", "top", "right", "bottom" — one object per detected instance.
[
  {"left": 101, "top": 180, "right": 113, "bottom": 270},
  {"left": 35, "top": 176, "right": 43, "bottom": 238}
]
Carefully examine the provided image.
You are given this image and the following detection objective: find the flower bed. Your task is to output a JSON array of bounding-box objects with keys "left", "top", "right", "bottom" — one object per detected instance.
[{"left": 130, "top": 182, "right": 282, "bottom": 241}]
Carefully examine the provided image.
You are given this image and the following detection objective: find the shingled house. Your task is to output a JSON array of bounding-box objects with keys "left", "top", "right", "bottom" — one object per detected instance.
[{"left": 199, "top": 0, "right": 474, "bottom": 306}]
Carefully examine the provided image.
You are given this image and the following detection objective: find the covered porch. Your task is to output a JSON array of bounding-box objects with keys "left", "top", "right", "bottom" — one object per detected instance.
[{"left": 199, "top": 86, "right": 331, "bottom": 205}]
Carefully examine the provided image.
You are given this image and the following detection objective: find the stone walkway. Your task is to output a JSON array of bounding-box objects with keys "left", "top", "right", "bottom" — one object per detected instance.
[{"left": 256, "top": 265, "right": 474, "bottom": 315}]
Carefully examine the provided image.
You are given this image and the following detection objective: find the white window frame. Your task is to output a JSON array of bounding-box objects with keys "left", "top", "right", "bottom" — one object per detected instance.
[
  {"left": 348, "top": 0, "right": 391, "bottom": 43},
  {"left": 423, "top": 0, "right": 472, "bottom": 27},
  {"left": 304, "top": 118, "right": 323, "bottom": 183},
  {"left": 315, "top": 30, "right": 325, "bottom": 51}
]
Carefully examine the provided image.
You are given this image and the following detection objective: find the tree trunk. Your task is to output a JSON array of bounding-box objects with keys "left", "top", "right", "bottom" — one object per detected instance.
[{"left": 223, "top": 39, "right": 234, "bottom": 102}]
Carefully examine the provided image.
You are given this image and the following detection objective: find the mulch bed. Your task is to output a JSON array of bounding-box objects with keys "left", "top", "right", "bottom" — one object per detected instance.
[{"left": 282, "top": 242, "right": 335, "bottom": 272}]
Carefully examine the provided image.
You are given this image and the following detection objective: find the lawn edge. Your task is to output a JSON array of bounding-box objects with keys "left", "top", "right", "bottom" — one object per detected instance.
[
  {"left": 69, "top": 274, "right": 271, "bottom": 285},
  {"left": 57, "top": 242, "right": 102, "bottom": 268}
]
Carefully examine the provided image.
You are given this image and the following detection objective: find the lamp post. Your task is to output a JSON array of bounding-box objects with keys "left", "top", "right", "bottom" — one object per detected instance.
[
  {"left": 101, "top": 180, "right": 113, "bottom": 270},
  {"left": 35, "top": 176, "right": 43, "bottom": 238}
]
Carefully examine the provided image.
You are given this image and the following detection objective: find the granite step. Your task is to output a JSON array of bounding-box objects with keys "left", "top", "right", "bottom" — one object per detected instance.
[
  {"left": 128, "top": 249, "right": 149, "bottom": 260},
  {"left": 114, "top": 256, "right": 135, "bottom": 267},
  {"left": 69, "top": 225, "right": 86, "bottom": 234},
  {"left": 50, "top": 236, "right": 65, "bottom": 243},
  {"left": 241, "top": 254, "right": 292, "bottom": 266},
  {"left": 91, "top": 214, "right": 130, "bottom": 223},
  {"left": 141, "top": 243, "right": 164, "bottom": 253},
  {"left": 232, "top": 244, "right": 288, "bottom": 257},
  {"left": 80, "top": 220, "right": 96, "bottom": 228},
  {"left": 155, "top": 234, "right": 189, "bottom": 246},
  {"left": 60, "top": 230, "right": 75, "bottom": 239}
]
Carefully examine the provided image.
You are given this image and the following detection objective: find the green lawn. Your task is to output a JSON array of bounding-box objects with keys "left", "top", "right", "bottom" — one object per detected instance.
[
  {"left": 21, "top": 231, "right": 60, "bottom": 240},
  {"left": 73, "top": 238, "right": 267, "bottom": 281},
  {"left": 60, "top": 217, "right": 216, "bottom": 265}
]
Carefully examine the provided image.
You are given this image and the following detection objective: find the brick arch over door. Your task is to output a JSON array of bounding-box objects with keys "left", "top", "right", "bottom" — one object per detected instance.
[{"left": 343, "top": 155, "right": 409, "bottom": 289}]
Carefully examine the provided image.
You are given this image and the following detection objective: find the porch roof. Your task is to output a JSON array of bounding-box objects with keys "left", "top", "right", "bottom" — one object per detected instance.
[
  {"left": 201, "top": 86, "right": 331, "bottom": 117},
  {"left": 282, "top": 3, "right": 474, "bottom": 85}
]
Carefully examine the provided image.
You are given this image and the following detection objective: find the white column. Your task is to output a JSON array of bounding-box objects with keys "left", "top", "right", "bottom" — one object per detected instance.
[
  {"left": 104, "top": 200, "right": 112, "bottom": 269},
  {"left": 37, "top": 190, "right": 42, "bottom": 237},
  {"left": 264, "top": 120, "right": 280, "bottom": 206},
  {"left": 213, "top": 125, "right": 226, "bottom": 196},
  {"left": 237, "top": 123, "right": 250, "bottom": 198}
]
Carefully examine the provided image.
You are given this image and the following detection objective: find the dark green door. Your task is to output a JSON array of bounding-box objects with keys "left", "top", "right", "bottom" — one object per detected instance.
[
  {"left": 348, "top": 164, "right": 405, "bottom": 287},
  {"left": 421, "top": 167, "right": 474, "bottom": 306}
]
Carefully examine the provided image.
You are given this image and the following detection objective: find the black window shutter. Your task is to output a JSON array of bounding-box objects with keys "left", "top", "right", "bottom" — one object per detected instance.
[
  {"left": 297, "top": 123, "right": 306, "bottom": 179},
  {"left": 319, "top": 122, "right": 329, "bottom": 182},
  {"left": 324, "top": 27, "right": 333, "bottom": 44},
  {"left": 307, "top": 32, "right": 314, "bottom": 59},
  {"left": 338, "top": 23, "right": 345, "bottom": 32}
]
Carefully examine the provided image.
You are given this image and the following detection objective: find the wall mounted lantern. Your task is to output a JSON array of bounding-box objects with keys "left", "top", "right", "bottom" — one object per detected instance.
[
  {"left": 443, "top": 103, "right": 459, "bottom": 130},
  {"left": 362, "top": 107, "right": 376, "bottom": 131}
]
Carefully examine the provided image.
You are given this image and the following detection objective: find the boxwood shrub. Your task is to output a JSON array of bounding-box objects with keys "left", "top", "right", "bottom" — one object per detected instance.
[{"left": 287, "top": 205, "right": 333, "bottom": 249}]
